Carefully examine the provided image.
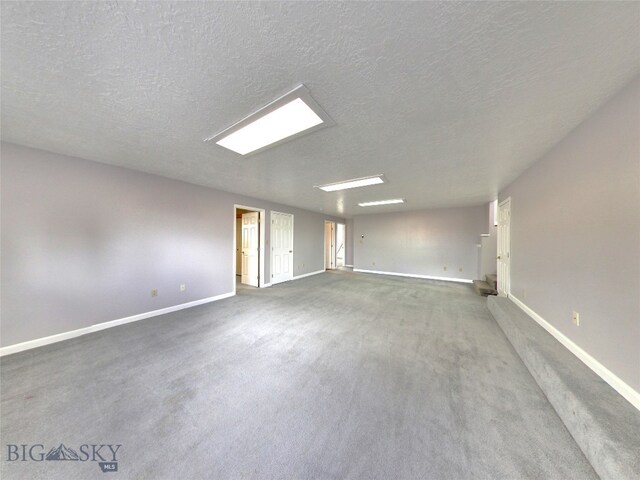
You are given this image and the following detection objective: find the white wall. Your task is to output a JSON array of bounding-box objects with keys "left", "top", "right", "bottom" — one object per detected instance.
[
  {"left": 0, "top": 143, "right": 344, "bottom": 347},
  {"left": 345, "top": 218, "right": 354, "bottom": 266},
  {"left": 479, "top": 201, "right": 498, "bottom": 280},
  {"left": 500, "top": 76, "right": 640, "bottom": 392},
  {"left": 352, "top": 206, "right": 486, "bottom": 281}
]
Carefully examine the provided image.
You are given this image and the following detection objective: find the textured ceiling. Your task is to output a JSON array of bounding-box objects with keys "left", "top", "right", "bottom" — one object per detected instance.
[{"left": 2, "top": 1, "right": 639, "bottom": 217}]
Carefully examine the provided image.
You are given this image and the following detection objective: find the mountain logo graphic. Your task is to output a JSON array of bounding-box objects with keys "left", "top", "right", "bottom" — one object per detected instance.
[{"left": 45, "top": 443, "right": 80, "bottom": 461}]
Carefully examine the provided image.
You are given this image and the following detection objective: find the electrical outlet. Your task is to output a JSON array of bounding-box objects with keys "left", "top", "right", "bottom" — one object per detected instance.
[
  {"left": 180, "top": 284, "right": 186, "bottom": 292},
  {"left": 372, "top": 261, "right": 375, "bottom": 265},
  {"left": 443, "top": 266, "right": 447, "bottom": 271},
  {"left": 572, "top": 311, "right": 580, "bottom": 326},
  {"left": 151, "top": 289, "right": 158, "bottom": 297},
  {"left": 459, "top": 267, "right": 463, "bottom": 272}
]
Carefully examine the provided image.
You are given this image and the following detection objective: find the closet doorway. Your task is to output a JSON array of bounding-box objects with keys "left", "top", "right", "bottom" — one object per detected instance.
[
  {"left": 324, "top": 221, "right": 335, "bottom": 270},
  {"left": 234, "top": 205, "right": 266, "bottom": 289}
]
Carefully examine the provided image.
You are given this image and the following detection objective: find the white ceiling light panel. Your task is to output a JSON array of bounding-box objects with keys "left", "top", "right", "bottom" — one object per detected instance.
[
  {"left": 317, "top": 175, "right": 385, "bottom": 192},
  {"left": 206, "top": 84, "right": 334, "bottom": 156},
  {"left": 358, "top": 199, "right": 405, "bottom": 207}
]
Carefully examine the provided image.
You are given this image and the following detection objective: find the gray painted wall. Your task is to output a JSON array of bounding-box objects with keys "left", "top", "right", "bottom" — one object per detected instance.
[
  {"left": 479, "top": 202, "right": 498, "bottom": 280},
  {"left": 352, "top": 206, "right": 486, "bottom": 281},
  {"left": 345, "top": 218, "right": 354, "bottom": 266},
  {"left": 1, "top": 143, "right": 343, "bottom": 347},
  {"left": 500, "top": 77, "right": 640, "bottom": 392},
  {"left": 479, "top": 229, "right": 497, "bottom": 280}
]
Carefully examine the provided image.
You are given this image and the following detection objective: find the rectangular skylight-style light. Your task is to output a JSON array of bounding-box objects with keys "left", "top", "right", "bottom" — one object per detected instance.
[
  {"left": 317, "top": 175, "right": 385, "bottom": 192},
  {"left": 358, "top": 199, "right": 405, "bottom": 207},
  {"left": 206, "top": 85, "right": 334, "bottom": 156},
  {"left": 216, "top": 98, "right": 322, "bottom": 155}
]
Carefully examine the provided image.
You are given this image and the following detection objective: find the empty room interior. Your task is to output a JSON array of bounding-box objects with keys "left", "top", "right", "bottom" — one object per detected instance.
[{"left": 1, "top": 2, "right": 639, "bottom": 479}]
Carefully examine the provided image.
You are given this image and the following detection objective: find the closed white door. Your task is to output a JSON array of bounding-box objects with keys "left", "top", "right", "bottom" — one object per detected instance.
[
  {"left": 241, "top": 212, "right": 259, "bottom": 287},
  {"left": 271, "top": 212, "right": 294, "bottom": 284},
  {"left": 497, "top": 198, "right": 511, "bottom": 296}
]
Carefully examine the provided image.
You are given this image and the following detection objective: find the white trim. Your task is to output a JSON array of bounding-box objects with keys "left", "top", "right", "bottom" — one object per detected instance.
[
  {"left": 292, "top": 269, "right": 325, "bottom": 280},
  {"left": 262, "top": 282, "right": 272, "bottom": 288},
  {"left": 344, "top": 264, "right": 354, "bottom": 268},
  {"left": 0, "top": 292, "right": 235, "bottom": 357},
  {"left": 510, "top": 294, "right": 640, "bottom": 411},
  {"left": 353, "top": 268, "right": 473, "bottom": 284}
]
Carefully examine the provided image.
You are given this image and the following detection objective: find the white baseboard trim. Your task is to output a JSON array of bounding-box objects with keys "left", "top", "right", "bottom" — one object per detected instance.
[
  {"left": 344, "top": 264, "right": 354, "bottom": 268},
  {"left": 353, "top": 268, "right": 473, "bottom": 284},
  {"left": 509, "top": 294, "right": 640, "bottom": 411},
  {"left": 261, "top": 282, "right": 272, "bottom": 288},
  {"left": 0, "top": 292, "right": 235, "bottom": 357},
  {"left": 292, "top": 269, "right": 325, "bottom": 280}
]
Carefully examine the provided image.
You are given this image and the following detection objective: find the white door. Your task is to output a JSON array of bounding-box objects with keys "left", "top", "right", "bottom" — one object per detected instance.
[
  {"left": 235, "top": 217, "right": 242, "bottom": 275},
  {"left": 325, "top": 222, "right": 335, "bottom": 270},
  {"left": 497, "top": 198, "right": 511, "bottom": 296},
  {"left": 241, "top": 212, "right": 260, "bottom": 287},
  {"left": 271, "top": 212, "right": 294, "bottom": 284}
]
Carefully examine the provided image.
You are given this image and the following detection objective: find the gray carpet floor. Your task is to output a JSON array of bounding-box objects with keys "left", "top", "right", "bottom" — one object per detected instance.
[{"left": 1, "top": 271, "right": 596, "bottom": 479}]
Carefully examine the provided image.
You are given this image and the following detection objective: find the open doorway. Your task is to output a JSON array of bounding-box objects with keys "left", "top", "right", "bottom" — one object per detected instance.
[
  {"left": 324, "top": 221, "right": 335, "bottom": 270},
  {"left": 497, "top": 198, "right": 511, "bottom": 296},
  {"left": 335, "top": 223, "right": 345, "bottom": 267},
  {"left": 234, "top": 205, "right": 266, "bottom": 291}
]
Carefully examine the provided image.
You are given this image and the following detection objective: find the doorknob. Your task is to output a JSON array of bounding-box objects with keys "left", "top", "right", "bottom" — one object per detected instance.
[
  {"left": 497, "top": 255, "right": 501, "bottom": 260},
  {"left": 289, "top": 250, "right": 292, "bottom": 253}
]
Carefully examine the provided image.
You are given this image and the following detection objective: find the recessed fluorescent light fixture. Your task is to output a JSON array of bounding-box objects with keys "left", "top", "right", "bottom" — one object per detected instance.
[
  {"left": 205, "top": 84, "right": 334, "bottom": 156},
  {"left": 316, "top": 175, "right": 385, "bottom": 192},
  {"left": 358, "top": 199, "right": 405, "bottom": 207}
]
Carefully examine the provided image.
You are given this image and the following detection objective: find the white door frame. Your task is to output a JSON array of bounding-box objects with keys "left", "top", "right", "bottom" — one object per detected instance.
[
  {"left": 271, "top": 211, "right": 294, "bottom": 284},
  {"left": 233, "top": 205, "right": 266, "bottom": 293},
  {"left": 497, "top": 197, "right": 511, "bottom": 297},
  {"left": 324, "top": 221, "right": 335, "bottom": 270}
]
